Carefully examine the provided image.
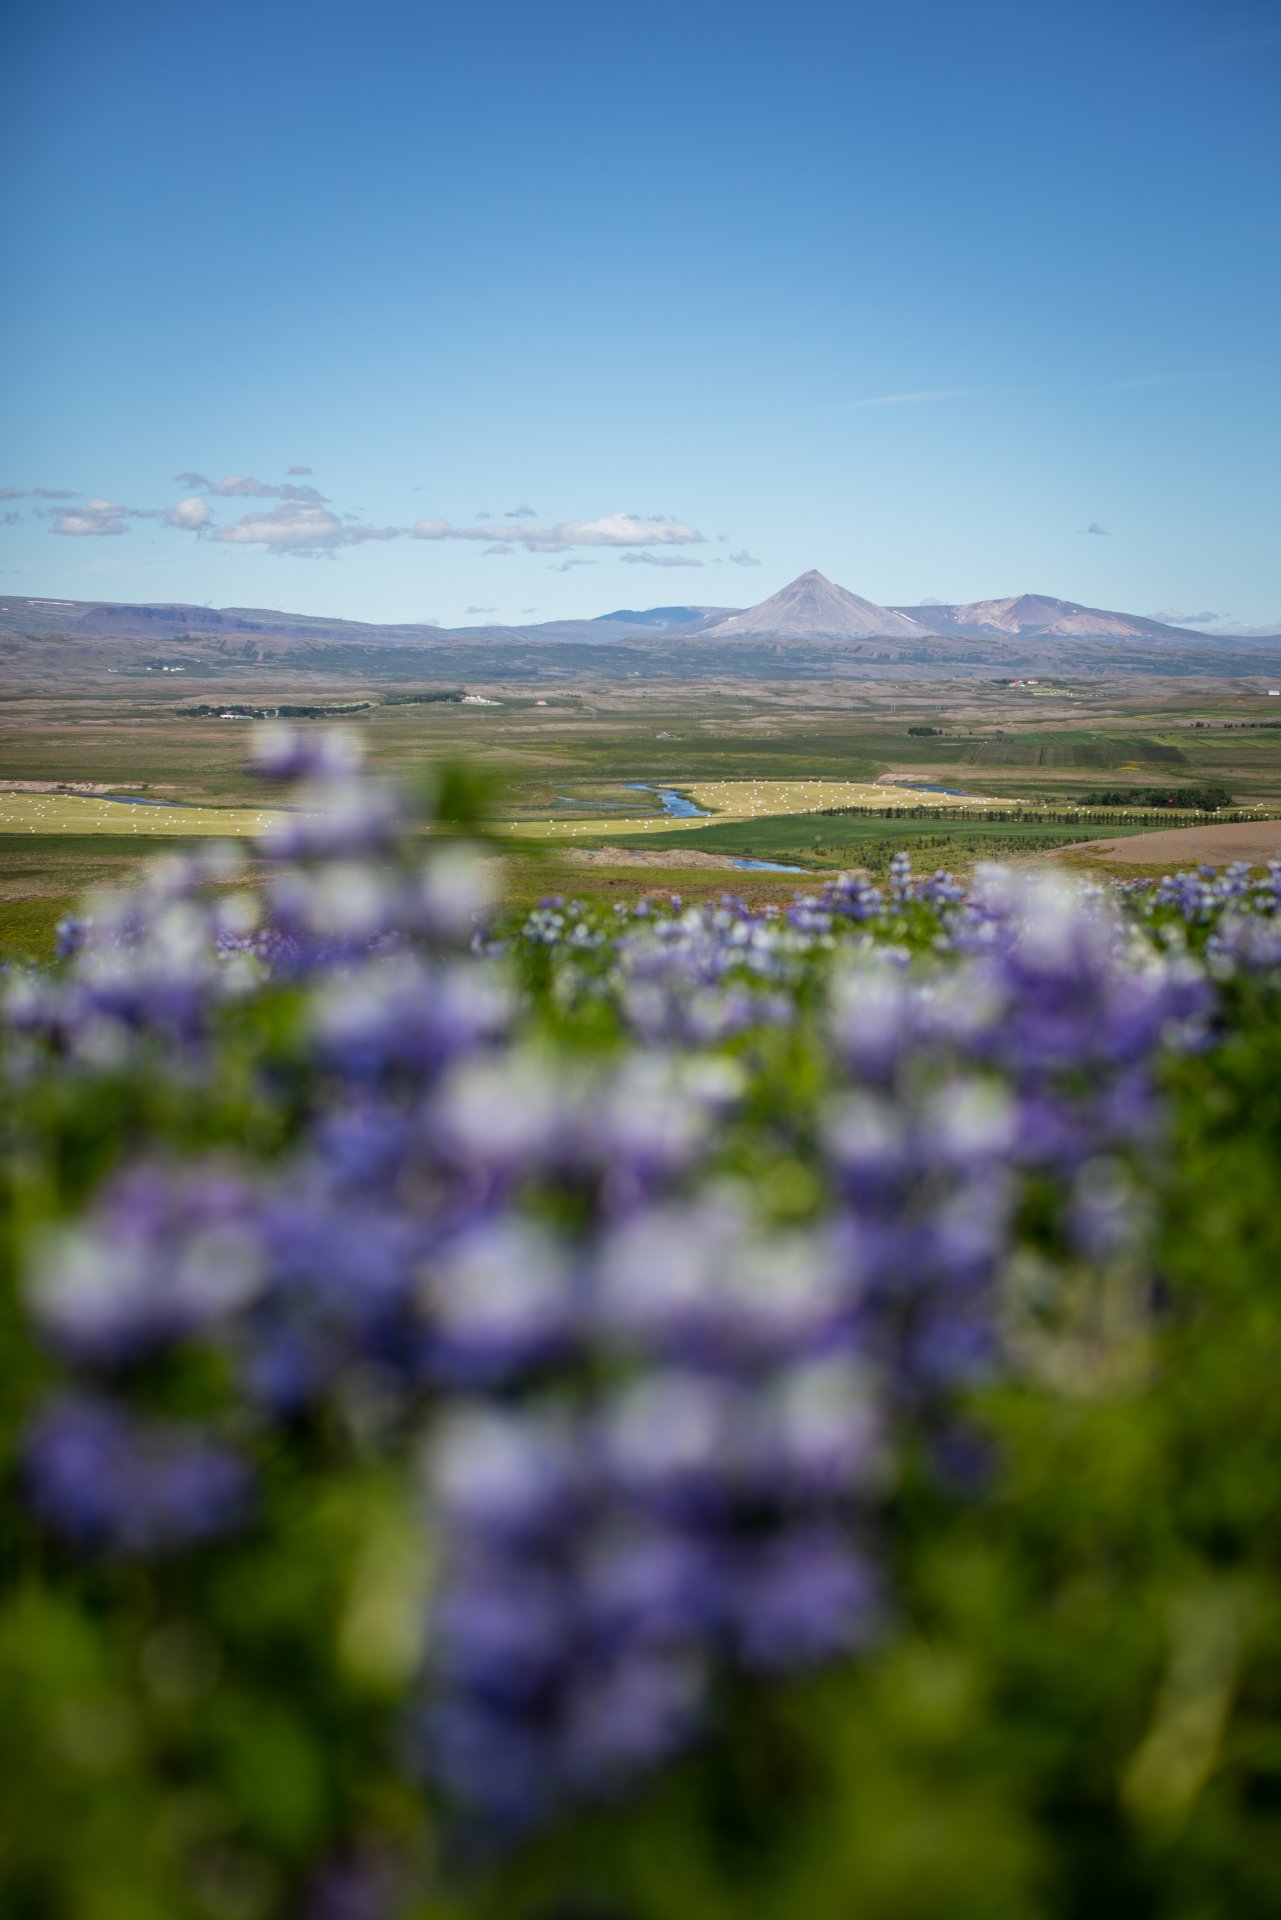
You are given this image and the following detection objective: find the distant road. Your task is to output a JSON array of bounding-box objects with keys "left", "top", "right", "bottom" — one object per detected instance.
[{"left": 1065, "top": 819, "right": 1281, "bottom": 865}]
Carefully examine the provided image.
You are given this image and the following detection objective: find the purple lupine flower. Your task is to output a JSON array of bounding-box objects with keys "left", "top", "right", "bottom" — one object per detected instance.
[
  {"left": 825, "top": 1093, "right": 911, "bottom": 1202},
  {"left": 1207, "top": 911, "right": 1281, "bottom": 973},
  {"left": 14, "top": 735, "right": 1253, "bottom": 1852},
  {"left": 408, "top": 846, "right": 496, "bottom": 945},
  {"left": 887, "top": 850, "right": 914, "bottom": 904},
  {"left": 829, "top": 965, "right": 914, "bottom": 1084},
  {"left": 1069, "top": 1155, "right": 1150, "bottom": 1263},
  {"left": 433, "top": 1557, "right": 571, "bottom": 1700},
  {"left": 55, "top": 912, "right": 92, "bottom": 958},
  {"left": 423, "top": 1695, "right": 559, "bottom": 1833},
  {"left": 559, "top": 1645, "right": 707, "bottom": 1791},
  {"left": 597, "top": 1199, "right": 853, "bottom": 1371},
  {"left": 431, "top": 1405, "right": 585, "bottom": 1542},
  {"left": 727, "top": 1529, "right": 882, "bottom": 1670},
  {"left": 250, "top": 724, "right": 364, "bottom": 783},
  {"left": 303, "top": 1851, "right": 403, "bottom": 1920},
  {"left": 24, "top": 1395, "right": 253, "bottom": 1555},
  {"left": 821, "top": 873, "right": 884, "bottom": 923},
  {"left": 744, "top": 1358, "right": 885, "bottom": 1500},
  {"left": 428, "top": 1051, "right": 566, "bottom": 1179},
  {"left": 310, "top": 958, "right": 511, "bottom": 1080},
  {"left": 599, "top": 1372, "right": 743, "bottom": 1516},
  {"left": 256, "top": 781, "right": 404, "bottom": 863},
  {"left": 28, "top": 1165, "right": 261, "bottom": 1365},
  {"left": 581, "top": 1523, "right": 719, "bottom": 1650},
  {"left": 422, "top": 1221, "right": 575, "bottom": 1386}
]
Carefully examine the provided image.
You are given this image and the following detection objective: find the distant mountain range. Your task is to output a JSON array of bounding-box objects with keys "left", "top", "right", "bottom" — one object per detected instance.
[
  {"left": 2, "top": 575, "right": 1278, "bottom": 682},
  {"left": 894, "top": 592, "right": 1218, "bottom": 643},
  {"left": 698, "top": 571, "right": 929, "bottom": 642}
]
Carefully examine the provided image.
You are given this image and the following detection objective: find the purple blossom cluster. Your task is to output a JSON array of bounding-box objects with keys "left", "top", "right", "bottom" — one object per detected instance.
[
  {"left": 7, "top": 731, "right": 1279, "bottom": 1848},
  {"left": 423, "top": 1198, "right": 886, "bottom": 1835},
  {"left": 817, "top": 888, "right": 1209, "bottom": 1443},
  {"left": 19, "top": 1048, "right": 882, "bottom": 1831},
  {"left": 5, "top": 761, "right": 495, "bottom": 1068},
  {"left": 607, "top": 897, "right": 809, "bottom": 1042},
  {"left": 24, "top": 1393, "right": 253, "bottom": 1555}
]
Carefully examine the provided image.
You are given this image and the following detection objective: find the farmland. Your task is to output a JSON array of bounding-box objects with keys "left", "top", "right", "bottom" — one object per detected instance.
[
  {"left": 0, "top": 790, "right": 296, "bottom": 837},
  {"left": 6, "top": 670, "right": 1281, "bottom": 956}
]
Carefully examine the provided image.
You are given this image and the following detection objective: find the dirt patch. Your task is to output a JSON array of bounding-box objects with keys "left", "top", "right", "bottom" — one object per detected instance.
[
  {"left": 1063, "top": 819, "right": 1281, "bottom": 866},
  {"left": 560, "top": 845, "right": 763, "bottom": 872},
  {"left": 0, "top": 780, "right": 178, "bottom": 796}
]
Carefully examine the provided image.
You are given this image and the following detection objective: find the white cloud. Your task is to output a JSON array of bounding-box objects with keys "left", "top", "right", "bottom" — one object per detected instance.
[
  {"left": 165, "top": 496, "right": 213, "bottom": 532},
  {"left": 1151, "top": 609, "right": 1281, "bottom": 638},
  {"left": 176, "top": 471, "right": 327, "bottom": 502},
  {"left": 506, "top": 503, "right": 537, "bottom": 518},
  {"left": 464, "top": 604, "right": 497, "bottom": 615},
  {"left": 549, "top": 557, "right": 598, "bottom": 572},
  {"left": 1083, "top": 522, "right": 1109, "bottom": 536},
  {"left": 211, "top": 502, "right": 400, "bottom": 555},
  {"left": 411, "top": 512, "right": 703, "bottom": 554},
  {"left": 619, "top": 552, "right": 704, "bottom": 568},
  {"left": 52, "top": 498, "right": 132, "bottom": 537},
  {"left": 483, "top": 543, "right": 513, "bottom": 556},
  {"left": 728, "top": 549, "right": 761, "bottom": 566},
  {"left": 0, "top": 487, "right": 26, "bottom": 501}
]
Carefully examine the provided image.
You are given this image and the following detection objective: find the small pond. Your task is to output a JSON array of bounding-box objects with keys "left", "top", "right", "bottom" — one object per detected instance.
[
  {"left": 101, "top": 795, "right": 194, "bottom": 807},
  {"left": 732, "top": 858, "right": 809, "bottom": 873},
  {"left": 899, "top": 783, "right": 978, "bottom": 798}
]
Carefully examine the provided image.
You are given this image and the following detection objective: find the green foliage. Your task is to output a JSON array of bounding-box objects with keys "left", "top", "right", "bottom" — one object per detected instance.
[
  {"left": 3, "top": 830, "right": 1281, "bottom": 1917},
  {"left": 608, "top": 811, "right": 1155, "bottom": 874},
  {"left": 0, "top": 894, "right": 70, "bottom": 963},
  {"left": 1090, "top": 785, "right": 1235, "bottom": 811}
]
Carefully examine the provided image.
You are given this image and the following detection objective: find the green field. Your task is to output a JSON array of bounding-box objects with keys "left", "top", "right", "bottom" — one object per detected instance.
[
  {"left": 604, "top": 810, "right": 1155, "bottom": 873},
  {"left": 0, "top": 791, "right": 296, "bottom": 836},
  {"left": 962, "top": 731, "right": 1188, "bottom": 769},
  {"left": 7, "top": 672, "right": 1281, "bottom": 952},
  {"left": 503, "top": 776, "right": 1002, "bottom": 842}
]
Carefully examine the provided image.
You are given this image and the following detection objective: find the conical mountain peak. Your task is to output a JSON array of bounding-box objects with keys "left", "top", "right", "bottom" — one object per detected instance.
[{"left": 702, "top": 570, "right": 928, "bottom": 642}]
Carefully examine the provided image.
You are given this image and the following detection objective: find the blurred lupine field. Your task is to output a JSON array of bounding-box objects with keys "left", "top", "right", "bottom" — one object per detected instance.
[{"left": 3, "top": 731, "right": 1281, "bottom": 1920}]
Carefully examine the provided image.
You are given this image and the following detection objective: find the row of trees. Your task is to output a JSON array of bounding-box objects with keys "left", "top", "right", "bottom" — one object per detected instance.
[
  {"left": 815, "top": 802, "right": 1258, "bottom": 825},
  {"left": 1090, "top": 784, "right": 1234, "bottom": 810},
  {"left": 177, "top": 691, "right": 465, "bottom": 720}
]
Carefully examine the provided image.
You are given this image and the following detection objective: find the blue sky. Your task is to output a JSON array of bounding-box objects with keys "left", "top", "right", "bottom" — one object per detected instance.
[{"left": 1, "top": 0, "right": 1278, "bottom": 631}]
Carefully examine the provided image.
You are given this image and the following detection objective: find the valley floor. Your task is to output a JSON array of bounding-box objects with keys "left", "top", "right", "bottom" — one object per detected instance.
[{"left": 6, "top": 665, "right": 1281, "bottom": 956}]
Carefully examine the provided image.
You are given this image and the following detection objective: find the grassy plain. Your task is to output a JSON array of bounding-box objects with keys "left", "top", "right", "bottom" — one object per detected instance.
[
  {"left": 503, "top": 777, "right": 1001, "bottom": 844},
  {"left": 6, "top": 667, "right": 1281, "bottom": 956},
  {"left": 605, "top": 811, "right": 1154, "bottom": 874},
  {"left": 0, "top": 792, "right": 296, "bottom": 836}
]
